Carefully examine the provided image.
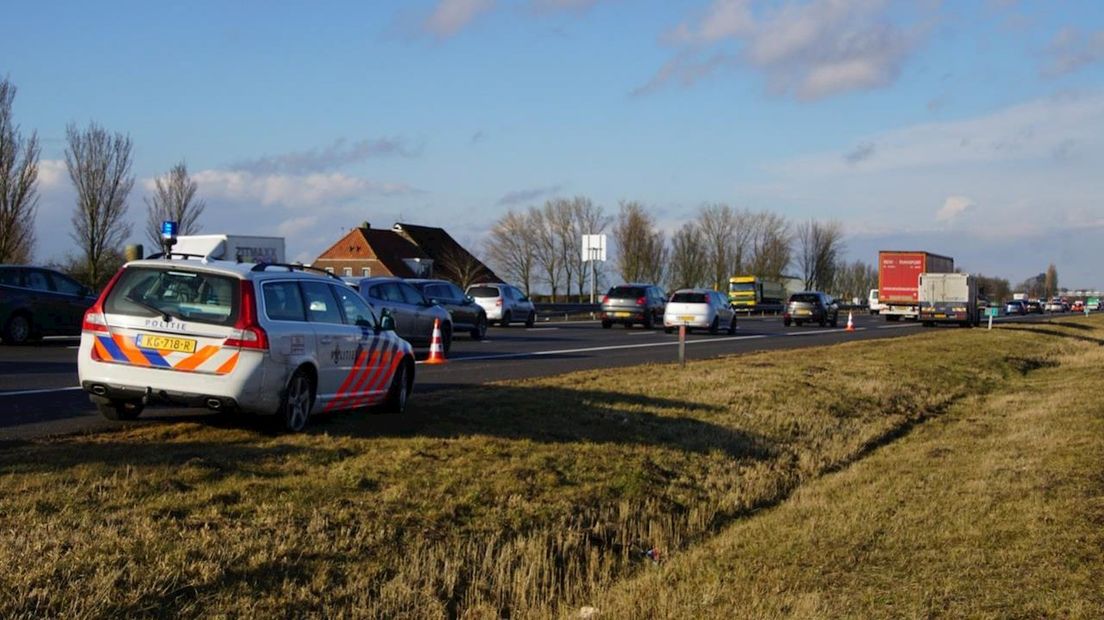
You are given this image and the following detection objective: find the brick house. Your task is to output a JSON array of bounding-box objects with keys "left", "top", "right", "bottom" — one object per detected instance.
[
  {"left": 312, "top": 222, "right": 499, "bottom": 286},
  {"left": 312, "top": 223, "right": 434, "bottom": 279}
]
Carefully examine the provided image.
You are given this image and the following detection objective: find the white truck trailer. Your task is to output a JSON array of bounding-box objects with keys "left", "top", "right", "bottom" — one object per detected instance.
[
  {"left": 918, "top": 272, "right": 980, "bottom": 327},
  {"left": 170, "top": 234, "right": 285, "bottom": 264}
]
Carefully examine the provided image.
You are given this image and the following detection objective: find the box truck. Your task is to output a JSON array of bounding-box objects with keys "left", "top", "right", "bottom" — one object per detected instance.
[
  {"left": 918, "top": 272, "right": 979, "bottom": 327},
  {"left": 878, "top": 250, "right": 954, "bottom": 321},
  {"left": 728, "top": 275, "right": 786, "bottom": 312},
  {"left": 170, "top": 235, "right": 285, "bottom": 264}
]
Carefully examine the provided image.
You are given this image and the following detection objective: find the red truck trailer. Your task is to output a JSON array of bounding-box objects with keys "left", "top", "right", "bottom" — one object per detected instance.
[{"left": 878, "top": 250, "right": 954, "bottom": 321}]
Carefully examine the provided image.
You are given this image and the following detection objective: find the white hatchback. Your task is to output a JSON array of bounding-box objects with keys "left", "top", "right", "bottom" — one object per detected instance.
[
  {"left": 663, "top": 289, "right": 737, "bottom": 334},
  {"left": 78, "top": 257, "right": 415, "bottom": 431}
]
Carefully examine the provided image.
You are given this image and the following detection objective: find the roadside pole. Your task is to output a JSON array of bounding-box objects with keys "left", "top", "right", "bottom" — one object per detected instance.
[{"left": 678, "top": 324, "right": 686, "bottom": 367}]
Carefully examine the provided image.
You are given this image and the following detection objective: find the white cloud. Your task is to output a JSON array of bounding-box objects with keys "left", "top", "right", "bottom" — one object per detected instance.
[
  {"left": 936, "top": 195, "right": 974, "bottom": 222},
  {"left": 646, "top": 0, "right": 929, "bottom": 100},
  {"left": 36, "top": 159, "right": 68, "bottom": 191},
  {"left": 1042, "top": 27, "right": 1104, "bottom": 77},
  {"left": 423, "top": 0, "right": 496, "bottom": 38},
  {"left": 774, "top": 91, "right": 1104, "bottom": 176},
  {"left": 191, "top": 170, "right": 416, "bottom": 208},
  {"left": 276, "top": 216, "right": 319, "bottom": 237}
]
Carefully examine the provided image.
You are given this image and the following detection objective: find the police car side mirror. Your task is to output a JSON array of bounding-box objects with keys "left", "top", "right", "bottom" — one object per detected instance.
[{"left": 379, "top": 314, "right": 396, "bottom": 332}]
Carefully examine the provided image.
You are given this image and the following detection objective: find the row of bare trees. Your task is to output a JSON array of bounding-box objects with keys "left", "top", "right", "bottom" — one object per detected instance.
[
  {"left": 483, "top": 197, "right": 610, "bottom": 300},
  {"left": 0, "top": 77, "right": 206, "bottom": 287},
  {"left": 484, "top": 196, "right": 863, "bottom": 300}
]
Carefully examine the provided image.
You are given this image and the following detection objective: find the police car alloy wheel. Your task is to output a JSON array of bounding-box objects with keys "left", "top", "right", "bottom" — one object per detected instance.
[{"left": 282, "top": 369, "right": 314, "bottom": 432}]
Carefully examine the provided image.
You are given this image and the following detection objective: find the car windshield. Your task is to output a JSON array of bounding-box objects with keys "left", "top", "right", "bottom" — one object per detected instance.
[
  {"left": 468, "top": 286, "right": 500, "bottom": 298},
  {"left": 671, "top": 292, "right": 707, "bottom": 303},
  {"left": 104, "top": 267, "right": 239, "bottom": 326},
  {"left": 789, "top": 294, "right": 820, "bottom": 304},
  {"left": 608, "top": 286, "right": 645, "bottom": 298}
]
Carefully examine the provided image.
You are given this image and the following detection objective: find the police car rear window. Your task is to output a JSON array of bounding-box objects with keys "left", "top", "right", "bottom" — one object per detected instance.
[{"left": 104, "top": 267, "right": 239, "bottom": 326}]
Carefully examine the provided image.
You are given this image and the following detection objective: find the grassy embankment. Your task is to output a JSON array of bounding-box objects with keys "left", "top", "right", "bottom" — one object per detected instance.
[{"left": 0, "top": 317, "right": 1101, "bottom": 617}]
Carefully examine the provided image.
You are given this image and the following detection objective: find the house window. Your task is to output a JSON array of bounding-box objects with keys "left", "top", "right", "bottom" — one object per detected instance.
[
  {"left": 325, "top": 267, "right": 334, "bottom": 274},
  {"left": 362, "top": 267, "right": 371, "bottom": 277},
  {"left": 343, "top": 267, "right": 353, "bottom": 277}
]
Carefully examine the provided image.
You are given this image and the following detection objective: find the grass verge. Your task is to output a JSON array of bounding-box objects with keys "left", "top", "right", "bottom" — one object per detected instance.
[{"left": 1, "top": 318, "right": 1101, "bottom": 617}]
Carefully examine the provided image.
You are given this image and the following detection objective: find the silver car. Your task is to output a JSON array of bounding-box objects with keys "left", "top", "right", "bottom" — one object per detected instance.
[
  {"left": 352, "top": 277, "right": 453, "bottom": 353},
  {"left": 663, "top": 289, "right": 737, "bottom": 334},
  {"left": 466, "top": 282, "right": 536, "bottom": 327}
]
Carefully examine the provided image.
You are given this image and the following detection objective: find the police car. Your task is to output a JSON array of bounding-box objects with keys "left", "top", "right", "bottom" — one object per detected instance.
[{"left": 77, "top": 249, "right": 415, "bottom": 432}]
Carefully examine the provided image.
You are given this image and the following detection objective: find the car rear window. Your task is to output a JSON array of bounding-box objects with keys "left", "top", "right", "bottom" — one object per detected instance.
[
  {"left": 671, "top": 292, "right": 707, "bottom": 303},
  {"left": 608, "top": 286, "right": 645, "bottom": 298},
  {"left": 468, "top": 286, "right": 500, "bottom": 298},
  {"left": 789, "top": 294, "right": 820, "bottom": 303},
  {"left": 104, "top": 267, "right": 239, "bottom": 326}
]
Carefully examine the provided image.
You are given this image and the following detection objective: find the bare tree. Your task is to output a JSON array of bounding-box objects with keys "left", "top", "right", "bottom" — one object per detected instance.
[
  {"left": 530, "top": 204, "right": 564, "bottom": 301},
  {"left": 570, "top": 197, "right": 609, "bottom": 299},
  {"left": 484, "top": 209, "right": 536, "bottom": 295},
  {"left": 697, "top": 203, "right": 736, "bottom": 290},
  {"left": 66, "top": 122, "right": 134, "bottom": 288},
  {"left": 436, "top": 240, "right": 495, "bottom": 290},
  {"left": 1044, "top": 263, "right": 1058, "bottom": 300},
  {"left": 613, "top": 200, "right": 666, "bottom": 284},
  {"left": 543, "top": 199, "right": 575, "bottom": 302},
  {"left": 667, "top": 221, "right": 708, "bottom": 290},
  {"left": 796, "top": 219, "right": 845, "bottom": 291},
  {"left": 0, "top": 78, "right": 40, "bottom": 264},
  {"left": 745, "top": 211, "right": 791, "bottom": 280},
  {"left": 145, "top": 161, "right": 205, "bottom": 248}
]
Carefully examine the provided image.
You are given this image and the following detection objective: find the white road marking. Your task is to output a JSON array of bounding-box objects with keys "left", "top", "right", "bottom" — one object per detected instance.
[
  {"left": 525, "top": 327, "right": 559, "bottom": 332},
  {"left": 0, "top": 386, "right": 82, "bottom": 397},
  {"left": 784, "top": 327, "right": 858, "bottom": 336},
  {"left": 438, "top": 334, "right": 769, "bottom": 363},
  {"left": 876, "top": 323, "right": 923, "bottom": 330}
]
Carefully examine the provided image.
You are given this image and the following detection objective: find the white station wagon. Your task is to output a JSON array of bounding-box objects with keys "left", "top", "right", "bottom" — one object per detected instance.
[{"left": 78, "top": 257, "right": 415, "bottom": 431}]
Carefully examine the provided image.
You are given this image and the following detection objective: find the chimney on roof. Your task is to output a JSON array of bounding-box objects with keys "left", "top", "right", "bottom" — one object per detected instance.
[{"left": 360, "top": 221, "right": 370, "bottom": 229}]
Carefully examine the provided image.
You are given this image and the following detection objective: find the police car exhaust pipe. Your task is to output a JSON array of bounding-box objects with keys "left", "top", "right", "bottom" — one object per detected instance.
[
  {"left": 206, "top": 398, "right": 222, "bottom": 410},
  {"left": 91, "top": 385, "right": 107, "bottom": 396}
]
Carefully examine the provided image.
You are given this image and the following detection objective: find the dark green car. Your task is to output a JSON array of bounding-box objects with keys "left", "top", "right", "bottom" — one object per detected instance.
[{"left": 0, "top": 265, "right": 97, "bottom": 344}]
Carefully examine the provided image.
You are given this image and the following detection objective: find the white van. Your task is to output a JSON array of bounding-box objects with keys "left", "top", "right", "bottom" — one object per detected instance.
[{"left": 868, "top": 289, "right": 882, "bottom": 315}]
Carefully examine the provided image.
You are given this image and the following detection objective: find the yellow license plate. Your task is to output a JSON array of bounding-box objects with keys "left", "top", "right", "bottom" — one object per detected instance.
[
  {"left": 614, "top": 311, "right": 631, "bottom": 317},
  {"left": 796, "top": 310, "right": 811, "bottom": 316},
  {"left": 137, "top": 334, "right": 197, "bottom": 353},
  {"left": 678, "top": 315, "right": 695, "bottom": 322}
]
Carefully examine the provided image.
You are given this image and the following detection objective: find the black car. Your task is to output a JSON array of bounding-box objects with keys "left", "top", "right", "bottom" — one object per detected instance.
[
  {"left": 0, "top": 265, "right": 97, "bottom": 344},
  {"left": 782, "top": 291, "right": 839, "bottom": 327},
  {"left": 600, "top": 283, "right": 667, "bottom": 329},
  {"left": 407, "top": 279, "right": 488, "bottom": 340}
]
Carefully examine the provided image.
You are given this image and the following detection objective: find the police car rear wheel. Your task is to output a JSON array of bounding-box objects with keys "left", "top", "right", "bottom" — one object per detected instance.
[
  {"left": 281, "top": 370, "right": 314, "bottom": 432},
  {"left": 383, "top": 361, "right": 410, "bottom": 413},
  {"left": 97, "top": 399, "right": 144, "bottom": 421}
]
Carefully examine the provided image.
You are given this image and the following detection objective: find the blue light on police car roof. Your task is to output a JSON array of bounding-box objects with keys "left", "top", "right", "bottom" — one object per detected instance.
[{"left": 161, "top": 220, "right": 178, "bottom": 239}]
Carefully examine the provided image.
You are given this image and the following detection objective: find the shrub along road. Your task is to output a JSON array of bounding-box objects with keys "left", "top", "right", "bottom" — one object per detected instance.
[{"left": 0, "top": 315, "right": 1099, "bottom": 617}]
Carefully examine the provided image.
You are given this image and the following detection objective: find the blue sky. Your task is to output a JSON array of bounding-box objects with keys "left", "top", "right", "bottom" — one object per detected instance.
[{"left": 4, "top": 0, "right": 1103, "bottom": 289}]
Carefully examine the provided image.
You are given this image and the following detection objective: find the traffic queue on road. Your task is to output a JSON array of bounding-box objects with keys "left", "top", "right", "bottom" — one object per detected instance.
[{"left": 3, "top": 230, "right": 1099, "bottom": 433}]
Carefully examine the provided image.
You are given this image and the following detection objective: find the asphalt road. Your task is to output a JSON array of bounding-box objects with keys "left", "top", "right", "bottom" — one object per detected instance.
[{"left": 0, "top": 312, "right": 1056, "bottom": 440}]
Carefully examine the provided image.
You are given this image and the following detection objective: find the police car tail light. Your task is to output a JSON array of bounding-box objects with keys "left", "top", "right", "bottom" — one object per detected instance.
[
  {"left": 82, "top": 308, "right": 109, "bottom": 333},
  {"left": 82, "top": 269, "right": 125, "bottom": 333},
  {"left": 636, "top": 296, "right": 645, "bottom": 306},
  {"left": 225, "top": 280, "right": 269, "bottom": 351}
]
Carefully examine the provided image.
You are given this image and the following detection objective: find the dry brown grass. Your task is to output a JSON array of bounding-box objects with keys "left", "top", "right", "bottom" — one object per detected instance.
[{"left": 0, "top": 317, "right": 1100, "bottom": 617}]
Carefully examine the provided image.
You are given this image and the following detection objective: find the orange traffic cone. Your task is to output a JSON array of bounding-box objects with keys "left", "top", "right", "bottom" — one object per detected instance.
[
  {"left": 845, "top": 311, "right": 855, "bottom": 332},
  {"left": 425, "top": 318, "right": 447, "bottom": 364}
]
